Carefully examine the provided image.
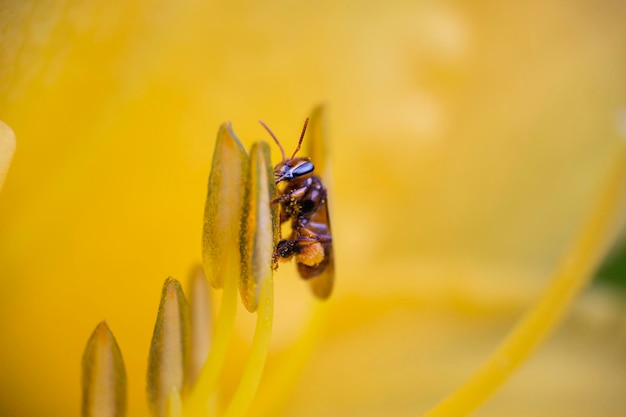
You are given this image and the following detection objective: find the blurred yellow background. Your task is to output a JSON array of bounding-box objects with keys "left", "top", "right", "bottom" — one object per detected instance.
[{"left": 1, "top": 0, "right": 626, "bottom": 416}]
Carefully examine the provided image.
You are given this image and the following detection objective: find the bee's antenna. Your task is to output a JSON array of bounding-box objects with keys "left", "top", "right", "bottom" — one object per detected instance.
[
  {"left": 259, "top": 120, "right": 285, "bottom": 161},
  {"left": 290, "top": 118, "right": 309, "bottom": 159}
]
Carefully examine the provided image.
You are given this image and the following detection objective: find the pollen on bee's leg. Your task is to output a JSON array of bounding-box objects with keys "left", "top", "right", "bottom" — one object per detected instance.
[{"left": 296, "top": 242, "right": 324, "bottom": 266}]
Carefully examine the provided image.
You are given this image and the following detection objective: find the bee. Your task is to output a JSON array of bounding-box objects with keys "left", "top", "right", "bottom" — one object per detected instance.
[{"left": 259, "top": 118, "right": 334, "bottom": 299}]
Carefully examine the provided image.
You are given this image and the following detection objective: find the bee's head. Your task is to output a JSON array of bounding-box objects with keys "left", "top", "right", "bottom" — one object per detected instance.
[
  {"left": 260, "top": 118, "right": 311, "bottom": 183},
  {"left": 274, "top": 157, "right": 315, "bottom": 183}
]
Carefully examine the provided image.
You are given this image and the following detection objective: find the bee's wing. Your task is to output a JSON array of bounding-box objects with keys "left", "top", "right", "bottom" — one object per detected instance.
[
  {"left": 303, "top": 104, "right": 334, "bottom": 299},
  {"left": 298, "top": 195, "right": 334, "bottom": 299}
]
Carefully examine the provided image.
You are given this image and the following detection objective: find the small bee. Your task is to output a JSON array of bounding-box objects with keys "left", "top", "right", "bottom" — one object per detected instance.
[{"left": 260, "top": 118, "right": 334, "bottom": 299}]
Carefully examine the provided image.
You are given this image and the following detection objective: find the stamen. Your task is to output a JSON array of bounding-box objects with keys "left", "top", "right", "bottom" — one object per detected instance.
[
  {"left": 184, "top": 259, "right": 239, "bottom": 415},
  {"left": 202, "top": 123, "right": 247, "bottom": 289},
  {"left": 421, "top": 148, "right": 626, "bottom": 417},
  {"left": 166, "top": 388, "right": 183, "bottom": 417},
  {"left": 187, "top": 123, "right": 246, "bottom": 415},
  {"left": 251, "top": 302, "right": 329, "bottom": 416},
  {"left": 186, "top": 265, "right": 213, "bottom": 388},
  {"left": 223, "top": 277, "right": 274, "bottom": 417},
  {"left": 240, "top": 142, "right": 278, "bottom": 312},
  {"left": 0, "top": 120, "right": 16, "bottom": 190},
  {"left": 251, "top": 106, "right": 331, "bottom": 415},
  {"left": 224, "top": 141, "right": 276, "bottom": 417},
  {"left": 81, "top": 322, "right": 127, "bottom": 417},
  {"left": 147, "top": 278, "right": 190, "bottom": 417}
]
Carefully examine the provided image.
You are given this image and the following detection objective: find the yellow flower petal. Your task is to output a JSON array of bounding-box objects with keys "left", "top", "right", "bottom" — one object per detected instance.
[
  {"left": 3, "top": 1, "right": 626, "bottom": 416},
  {"left": 81, "top": 322, "right": 127, "bottom": 417}
]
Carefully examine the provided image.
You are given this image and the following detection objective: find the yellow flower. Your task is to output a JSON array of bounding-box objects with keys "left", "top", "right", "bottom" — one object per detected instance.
[{"left": 2, "top": 1, "right": 626, "bottom": 417}]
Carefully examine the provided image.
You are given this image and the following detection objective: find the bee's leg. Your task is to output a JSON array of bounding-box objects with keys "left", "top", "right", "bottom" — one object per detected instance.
[
  {"left": 275, "top": 238, "right": 314, "bottom": 258},
  {"left": 274, "top": 235, "right": 329, "bottom": 269},
  {"left": 315, "top": 234, "right": 332, "bottom": 244},
  {"left": 271, "top": 186, "right": 307, "bottom": 205},
  {"left": 272, "top": 227, "right": 331, "bottom": 270},
  {"left": 273, "top": 238, "right": 305, "bottom": 269},
  {"left": 271, "top": 193, "right": 289, "bottom": 205},
  {"left": 295, "top": 226, "right": 332, "bottom": 243}
]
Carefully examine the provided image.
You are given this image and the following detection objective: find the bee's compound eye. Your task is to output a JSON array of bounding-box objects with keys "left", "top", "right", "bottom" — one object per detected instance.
[{"left": 291, "top": 161, "right": 314, "bottom": 178}]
